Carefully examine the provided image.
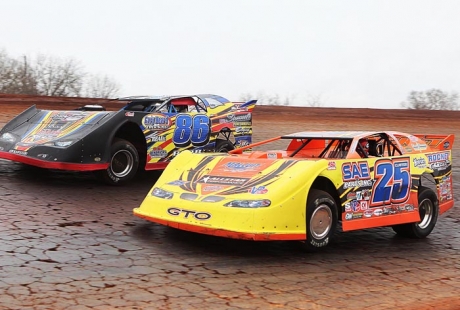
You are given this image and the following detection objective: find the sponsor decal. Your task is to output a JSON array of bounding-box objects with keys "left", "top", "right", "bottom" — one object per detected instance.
[
  {"left": 125, "top": 112, "right": 135, "bottom": 117},
  {"left": 51, "top": 112, "right": 85, "bottom": 122},
  {"left": 37, "top": 154, "right": 49, "bottom": 159},
  {"left": 149, "top": 147, "right": 168, "bottom": 158},
  {"left": 224, "top": 162, "right": 261, "bottom": 171},
  {"left": 146, "top": 133, "right": 166, "bottom": 143},
  {"left": 9, "top": 149, "right": 27, "bottom": 155},
  {"left": 197, "top": 175, "right": 249, "bottom": 186},
  {"left": 167, "top": 207, "right": 211, "bottom": 220},
  {"left": 226, "top": 113, "right": 252, "bottom": 122},
  {"left": 360, "top": 200, "right": 369, "bottom": 211},
  {"left": 443, "top": 142, "right": 450, "bottom": 149},
  {"left": 267, "top": 153, "right": 278, "bottom": 159},
  {"left": 383, "top": 206, "right": 398, "bottom": 215},
  {"left": 168, "top": 180, "right": 187, "bottom": 186},
  {"left": 142, "top": 114, "right": 171, "bottom": 130},
  {"left": 412, "top": 143, "right": 427, "bottom": 151},
  {"left": 373, "top": 209, "right": 383, "bottom": 216},
  {"left": 235, "top": 127, "right": 251, "bottom": 135},
  {"left": 233, "top": 121, "right": 252, "bottom": 126},
  {"left": 427, "top": 152, "right": 450, "bottom": 170},
  {"left": 236, "top": 140, "right": 250, "bottom": 147},
  {"left": 202, "top": 185, "right": 225, "bottom": 192},
  {"left": 430, "top": 161, "right": 449, "bottom": 170},
  {"left": 413, "top": 157, "right": 427, "bottom": 169},
  {"left": 343, "top": 179, "right": 373, "bottom": 189},
  {"left": 427, "top": 152, "right": 449, "bottom": 163},
  {"left": 347, "top": 192, "right": 356, "bottom": 200},
  {"left": 328, "top": 161, "right": 336, "bottom": 170},
  {"left": 344, "top": 202, "right": 351, "bottom": 212},
  {"left": 351, "top": 200, "right": 359, "bottom": 212},
  {"left": 405, "top": 204, "right": 414, "bottom": 211},
  {"left": 362, "top": 189, "right": 371, "bottom": 200},
  {"left": 342, "top": 162, "right": 371, "bottom": 181},
  {"left": 249, "top": 186, "right": 268, "bottom": 194},
  {"left": 345, "top": 213, "right": 353, "bottom": 220},
  {"left": 364, "top": 210, "right": 373, "bottom": 218},
  {"left": 352, "top": 212, "right": 363, "bottom": 219}
]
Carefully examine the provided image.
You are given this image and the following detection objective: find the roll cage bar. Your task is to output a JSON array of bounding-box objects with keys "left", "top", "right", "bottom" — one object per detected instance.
[{"left": 283, "top": 133, "right": 403, "bottom": 159}]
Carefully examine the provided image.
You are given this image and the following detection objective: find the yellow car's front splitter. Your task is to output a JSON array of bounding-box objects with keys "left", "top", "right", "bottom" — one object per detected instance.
[{"left": 133, "top": 205, "right": 306, "bottom": 241}]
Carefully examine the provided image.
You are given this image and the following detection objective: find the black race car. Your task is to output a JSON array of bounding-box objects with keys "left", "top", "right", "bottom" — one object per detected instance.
[{"left": 0, "top": 94, "right": 256, "bottom": 184}]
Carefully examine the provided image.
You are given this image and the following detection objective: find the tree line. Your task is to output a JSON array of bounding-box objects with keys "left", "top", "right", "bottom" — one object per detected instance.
[
  {"left": 1, "top": 49, "right": 458, "bottom": 109},
  {"left": 0, "top": 49, "right": 120, "bottom": 99},
  {"left": 241, "top": 89, "right": 459, "bottom": 110}
]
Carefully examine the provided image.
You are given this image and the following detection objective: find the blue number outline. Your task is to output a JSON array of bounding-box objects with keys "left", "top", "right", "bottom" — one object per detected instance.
[
  {"left": 173, "top": 114, "right": 211, "bottom": 148},
  {"left": 370, "top": 158, "right": 411, "bottom": 207}
]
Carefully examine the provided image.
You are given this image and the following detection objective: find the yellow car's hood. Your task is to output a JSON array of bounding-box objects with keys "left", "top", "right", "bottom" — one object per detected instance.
[{"left": 156, "top": 151, "right": 329, "bottom": 198}]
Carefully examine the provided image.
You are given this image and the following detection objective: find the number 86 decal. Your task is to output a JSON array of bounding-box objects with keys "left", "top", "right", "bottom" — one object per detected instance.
[
  {"left": 173, "top": 114, "right": 211, "bottom": 148},
  {"left": 370, "top": 158, "right": 411, "bottom": 206}
]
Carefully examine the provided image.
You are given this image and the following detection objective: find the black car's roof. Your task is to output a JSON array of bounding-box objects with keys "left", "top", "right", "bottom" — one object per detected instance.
[{"left": 117, "top": 94, "right": 228, "bottom": 103}]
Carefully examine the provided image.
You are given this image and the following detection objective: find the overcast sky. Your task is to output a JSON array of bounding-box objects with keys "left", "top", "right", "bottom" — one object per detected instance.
[{"left": 2, "top": 0, "right": 460, "bottom": 108}]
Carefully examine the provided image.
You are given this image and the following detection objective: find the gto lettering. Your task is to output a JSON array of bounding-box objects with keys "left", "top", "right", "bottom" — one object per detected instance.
[{"left": 167, "top": 208, "right": 211, "bottom": 220}]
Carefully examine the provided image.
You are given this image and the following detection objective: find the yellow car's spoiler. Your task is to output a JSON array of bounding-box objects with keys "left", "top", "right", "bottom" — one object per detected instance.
[{"left": 413, "top": 134, "right": 455, "bottom": 151}]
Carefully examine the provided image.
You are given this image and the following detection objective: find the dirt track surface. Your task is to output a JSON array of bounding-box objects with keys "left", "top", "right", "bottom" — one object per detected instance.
[{"left": 0, "top": 95, "right": 459, "bottom": 310}]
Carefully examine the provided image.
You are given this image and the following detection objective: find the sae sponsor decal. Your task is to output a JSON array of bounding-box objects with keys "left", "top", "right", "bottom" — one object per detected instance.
[
  {"left": 142, "top": 114, "right": 171, "bottom": 130},
  {"left": 342, "top": 162, "right": 372, "bottom": 189},
  {"left": 342, "top": 162, "right": 370, "bottom": 181}
]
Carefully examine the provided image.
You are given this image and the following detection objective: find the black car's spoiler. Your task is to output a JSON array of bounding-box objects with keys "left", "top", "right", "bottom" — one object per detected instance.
[{"left": 0, "top": 105, "right": 40, "bottom": 133}]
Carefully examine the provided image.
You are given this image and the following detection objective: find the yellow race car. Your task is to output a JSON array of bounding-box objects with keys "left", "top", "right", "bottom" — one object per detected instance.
[{"left": 133, "top": 131, "right": 455, "bottom": 250}]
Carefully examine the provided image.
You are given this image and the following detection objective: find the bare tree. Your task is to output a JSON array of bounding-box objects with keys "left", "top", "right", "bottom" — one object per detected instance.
[
  {"left": 306, "top": 93, "right": 325, "bottom": 107},
  {"left": 0, "top": 49, "right": 120, "bottom": 98},
  {"left": 401, "top": 89, "right": 459, "bottom": 110},
  {"left": 83, "top": 74, "right": 120, "bottom": 98},
  {"left": 0, "top": 51, "right": 38, "bottom": 95},
  {"left": 239, "top": 92, "right": 295, "bottom": 106},
  {"left": 34, "top": 54, "right": 85, "bottom": 97}
]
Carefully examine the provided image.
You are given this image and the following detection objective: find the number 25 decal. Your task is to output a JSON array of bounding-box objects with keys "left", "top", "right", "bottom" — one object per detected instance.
[
  {"left": 370, "top": 158, "right": 411, "bottom": 206},
  {"left": 173, "top": 114, "right": 211, "bottom": 148}
]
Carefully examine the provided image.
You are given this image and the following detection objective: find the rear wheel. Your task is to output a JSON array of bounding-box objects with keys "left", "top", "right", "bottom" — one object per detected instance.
[
  {"left": 96, "top": 138, "right": 139, "bottom": 185},
  {"left": 215, "top": 139, "right": 234, "bottom": 152},
  {"left": 392, "top": 186, "right": 438, "bottom": 238},
  {"left": 302, "top": 189, "right": 338, "bottom": 251}
]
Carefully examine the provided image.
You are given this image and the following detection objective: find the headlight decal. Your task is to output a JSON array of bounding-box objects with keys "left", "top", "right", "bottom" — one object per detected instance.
[
  {"left": 224, "top": 199, "right": 271, "bottom": 208},
  {"left": 151, "top": 187, "right": 174, "bottom": 199}
]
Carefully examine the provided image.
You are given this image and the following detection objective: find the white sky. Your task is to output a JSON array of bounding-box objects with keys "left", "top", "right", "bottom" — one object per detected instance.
[{"left": 2, "top": 0, "right": 460, "bottom": 108}]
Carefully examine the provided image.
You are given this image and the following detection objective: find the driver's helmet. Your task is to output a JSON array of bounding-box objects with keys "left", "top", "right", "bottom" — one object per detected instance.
[{"left": 359, "top": 139, "right": 369, "bottom": 155}]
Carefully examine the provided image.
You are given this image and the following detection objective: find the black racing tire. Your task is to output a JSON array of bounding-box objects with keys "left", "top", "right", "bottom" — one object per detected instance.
[
  {"left": 302, "top": 189, "right": 338, "bottom": 251},
  {"left": 96, "top": 138, "right": 139, "bottom": 185},
  {"left": 391, "top": 186, "right": 438, "bottom": 238},
  {"left": 215, "top": 139, "right": 234, "bottom": 152}
]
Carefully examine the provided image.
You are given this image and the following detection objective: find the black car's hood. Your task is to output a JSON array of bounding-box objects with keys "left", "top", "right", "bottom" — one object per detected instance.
[{"left": 0, "top": 107, "right": 114, "bottom": 151}]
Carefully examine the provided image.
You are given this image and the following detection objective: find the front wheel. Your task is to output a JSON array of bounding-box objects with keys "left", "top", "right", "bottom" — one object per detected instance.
[
  {"left": 392, "top": 186, "right": 438, "bottom": 238},
  {"left": 214, "top": 139, "right": 234, "bottom": 152},
  {"left": 302, "top": 189, "right": 338, "bottom": 251},
  {"left": 96, "top": 138, "right": 139, "bottom": 185}
]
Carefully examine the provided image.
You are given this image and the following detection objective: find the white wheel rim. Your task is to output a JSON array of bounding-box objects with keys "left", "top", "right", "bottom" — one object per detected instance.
[
  {"left": 310, "top": 204, "right": 333, "bottom": 239},
  {"left": 418, "top": 198, "right": 434, "bottom": 229},
  {"left": 110, "top": 150, "right": 134, "bottom": 178}
]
